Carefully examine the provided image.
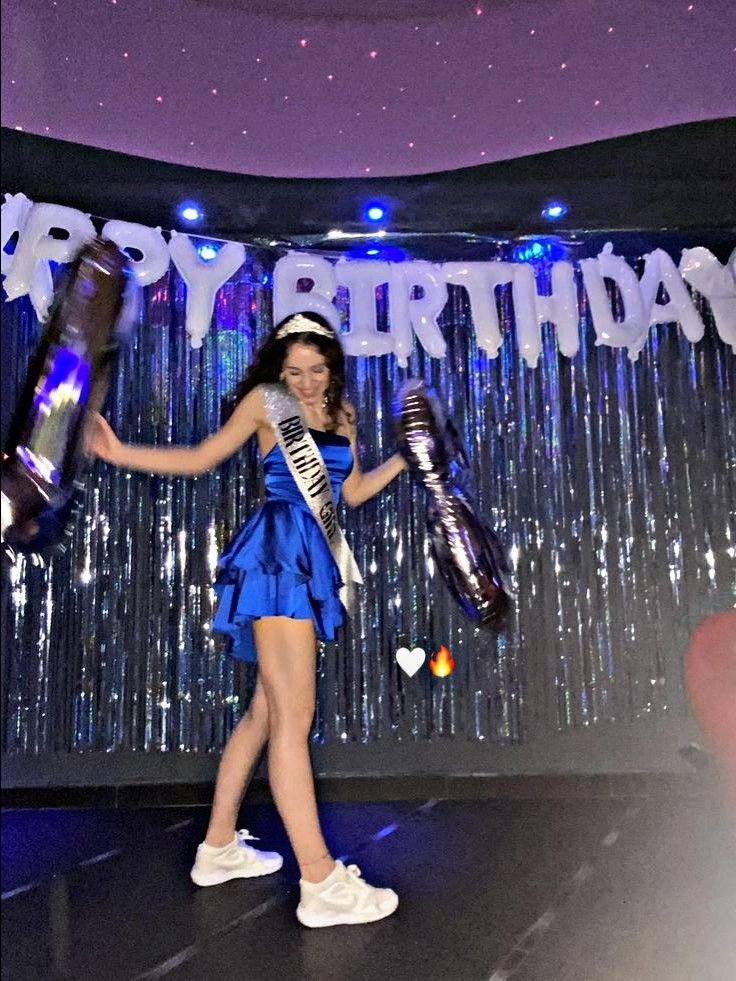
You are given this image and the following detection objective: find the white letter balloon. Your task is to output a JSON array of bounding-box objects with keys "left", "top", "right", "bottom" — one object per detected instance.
[
  {"left": 579, "top": 243, "right": 649, "bottom": 360},
  {"left": 334, "top": 259, "right": 393, "bottom": 357},
  {"left": 537, "top": 261, "right": 580, "bottom": 359},
  {"left": 639, "top": 248, "right": 705, "bottom": 344},
  {"left": 511, "top": 264, "right": 544, "bottom": 366},
  {"left": 679, "top": 247, "right": 736, "bottom": 351},
  {"left": 2, "top": 202, "right": 96, "bottom": 321},
  {"left": 0, "top": 192, "right": 33, "bottom": 277},
  {"left": 388, "top": 261, "right": 448, "bottom": 368},
  {"left": 169, "top": 232, "right": 245, "bottom": 349},
  {"left": 443, "top": 262, "right": 512, "bottom": 359},
  {"left": 100, "top": 220, "right": 170, "bottom": 287},
  {"left": 272, "top": 252, "right": 341, "bottom": 332},
  {"left": 513, "top": 260, "right": 587, "bottom": 365}
]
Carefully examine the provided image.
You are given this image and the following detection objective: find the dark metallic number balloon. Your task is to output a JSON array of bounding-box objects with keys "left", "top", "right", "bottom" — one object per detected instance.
[
  {"left": 1, "top": 237, "right": 132, "bottom": 561},
  {"left": 393, "top": 378, "right": 513, "bottom": 629}
]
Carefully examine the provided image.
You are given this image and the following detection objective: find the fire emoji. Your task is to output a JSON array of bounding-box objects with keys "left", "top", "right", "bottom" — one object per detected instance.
[{"left": 429, "top": 644, "right": 455, "bottom": 677}]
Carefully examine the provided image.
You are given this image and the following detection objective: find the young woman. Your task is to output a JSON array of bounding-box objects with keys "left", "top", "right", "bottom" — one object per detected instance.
[{"left": 85, "top": 311, "right": 408, "bottom": 927}]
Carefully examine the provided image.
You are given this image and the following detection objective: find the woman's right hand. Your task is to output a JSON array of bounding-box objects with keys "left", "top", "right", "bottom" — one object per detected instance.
[{"left": 83, "top": 412, "right": 123, "bottom": 465}]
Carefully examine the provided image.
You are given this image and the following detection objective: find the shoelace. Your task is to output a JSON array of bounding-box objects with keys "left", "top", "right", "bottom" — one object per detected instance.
[
  {"left": 342, "top": 864, "right": 372, "bottom": 893},
  {"left": 236, "top": 829, "right": 261, "bottom": 844}
]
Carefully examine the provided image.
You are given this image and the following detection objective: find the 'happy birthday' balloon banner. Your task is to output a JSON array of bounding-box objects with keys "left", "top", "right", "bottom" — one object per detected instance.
[{"left": 2, "top": 193, "right": 735, "bottom": 366}]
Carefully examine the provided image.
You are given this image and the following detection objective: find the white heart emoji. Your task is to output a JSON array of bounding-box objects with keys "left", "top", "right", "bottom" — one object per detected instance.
[{"left": 395, "top": 646, "right": 426, "bottom": 677}]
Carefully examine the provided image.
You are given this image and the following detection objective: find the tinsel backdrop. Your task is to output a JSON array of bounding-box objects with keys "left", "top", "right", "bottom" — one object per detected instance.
[{"left": 1, "top": 237, "right": 734, "bottom": 768}]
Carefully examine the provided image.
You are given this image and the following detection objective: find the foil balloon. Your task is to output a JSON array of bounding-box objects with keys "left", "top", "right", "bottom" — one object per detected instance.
[
  {"left": 1, "top": 237, "right": 132, "bottom": 561},
  {"left": 393, "top": 378, "right": 512, "bottom": 628}
]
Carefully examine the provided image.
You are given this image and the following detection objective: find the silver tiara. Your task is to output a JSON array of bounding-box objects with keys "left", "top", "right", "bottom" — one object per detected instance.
[{"left": 275, "top": 314, "right": 334, "bottom": 340}]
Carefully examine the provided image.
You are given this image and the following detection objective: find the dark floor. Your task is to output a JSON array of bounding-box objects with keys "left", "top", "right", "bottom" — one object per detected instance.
[{"left": 2, "top": 793, "right": 735, "bottom": 981}]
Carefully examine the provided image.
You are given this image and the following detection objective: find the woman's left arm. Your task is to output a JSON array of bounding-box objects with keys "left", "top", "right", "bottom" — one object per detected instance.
[{"left": 340, "top": 401, "right": 408, "bottom": 509}]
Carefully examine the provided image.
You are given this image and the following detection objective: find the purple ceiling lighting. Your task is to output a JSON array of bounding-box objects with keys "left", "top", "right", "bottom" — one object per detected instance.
[{"left": 2, "top": 0, "right": 734, "bottom": 179}]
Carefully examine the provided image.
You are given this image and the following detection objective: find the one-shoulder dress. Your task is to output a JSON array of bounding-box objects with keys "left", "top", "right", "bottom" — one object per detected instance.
[{"left": 212, "top": 428, "right": 354, "bottom": 663}]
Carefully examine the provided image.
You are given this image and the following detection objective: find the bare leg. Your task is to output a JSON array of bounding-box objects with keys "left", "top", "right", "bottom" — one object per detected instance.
[
  {"left": 254, "top": 616, "right": 336, "bottom": 884},
  {"left": 204, "top": 674, "right": 270, "bottom": 847}
]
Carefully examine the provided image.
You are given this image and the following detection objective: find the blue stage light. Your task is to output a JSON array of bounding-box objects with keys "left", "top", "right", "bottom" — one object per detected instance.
[
  {"left": 197, "top": 243, "right": 218, "bottom": 260},
  {"left": 512, "top": 238, "right": 568, "bottom": 263},
  {"left": 364, "top": 203, "right": 387, "bottom": 223},
  {"left": 347, "top": 242, "right": 406, "bottom": 262},
  {"left": 179, "top": 204, "right": 201, "bottom": 222},
  {"left": 541, "top": 201, "right": 567, "bottom": 220}
]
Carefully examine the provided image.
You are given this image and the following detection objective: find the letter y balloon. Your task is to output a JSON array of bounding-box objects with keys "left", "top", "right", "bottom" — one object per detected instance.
[
  {"left": 393, "top": 379, "right": 513, "bottom": 630},
  {"left": 1, "top": 238, "right": 133, "bottom": 563}
]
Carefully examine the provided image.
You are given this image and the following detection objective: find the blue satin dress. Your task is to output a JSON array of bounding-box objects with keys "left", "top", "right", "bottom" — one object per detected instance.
[{"left": 212, "top": 428, "right": 354, "bottom": 663}]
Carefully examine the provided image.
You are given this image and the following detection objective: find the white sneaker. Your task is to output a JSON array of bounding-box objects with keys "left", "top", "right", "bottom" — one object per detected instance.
[
  {"left": 190, "top": 829, "right": 283, "bottom": 886},
  {"left": 296, "top": 860, "right": 399, "bottom": 928}
]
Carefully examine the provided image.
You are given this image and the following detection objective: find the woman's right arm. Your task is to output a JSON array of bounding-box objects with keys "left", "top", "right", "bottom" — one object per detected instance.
[
  {"left": 86, "top": 386, "right": 265, "bottom": 476},
  {"left": 112, "top": 442, "right": 204, "bottom": 476}
]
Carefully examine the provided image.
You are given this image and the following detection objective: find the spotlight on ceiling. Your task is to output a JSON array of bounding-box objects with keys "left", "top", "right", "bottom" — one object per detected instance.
[
  {"left": 541, "top": 201, "right": 567, "bottom": 221},
  {"left": 364, "top": 202, "right": 387, "bottom": 223},
  {"left": 179, "top": 203, "right": 202, "bottom": 222}
]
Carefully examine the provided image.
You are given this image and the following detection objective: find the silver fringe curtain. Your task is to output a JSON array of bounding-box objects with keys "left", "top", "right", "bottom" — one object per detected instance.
[{"left": 2, "top": 241, "right": 734, "bottom": 757}]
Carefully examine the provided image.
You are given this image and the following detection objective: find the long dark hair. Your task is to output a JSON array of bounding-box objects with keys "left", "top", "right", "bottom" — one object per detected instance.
[{"left": 222, "top": 312, "right": 354, "bottom": 433}]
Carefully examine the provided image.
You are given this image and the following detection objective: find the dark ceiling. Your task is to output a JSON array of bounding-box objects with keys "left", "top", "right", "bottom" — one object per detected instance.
[{"left": 1, "top": 119, "right": 734, "bottom": 247}]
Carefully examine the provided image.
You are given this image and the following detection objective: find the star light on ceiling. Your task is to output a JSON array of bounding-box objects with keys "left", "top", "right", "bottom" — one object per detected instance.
[{"left": 5, "top": 0, "right": 721, "bottom": 179}]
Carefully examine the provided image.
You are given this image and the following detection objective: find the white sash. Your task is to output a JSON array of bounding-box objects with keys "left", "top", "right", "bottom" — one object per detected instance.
[{"left": 261, "top": 383, "right": 363, "bottom": 614}]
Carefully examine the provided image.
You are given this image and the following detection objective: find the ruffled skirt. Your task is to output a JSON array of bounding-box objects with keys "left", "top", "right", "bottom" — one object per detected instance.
[{"left": 212, "top": 501, "right": 346, "bottom": 663}]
